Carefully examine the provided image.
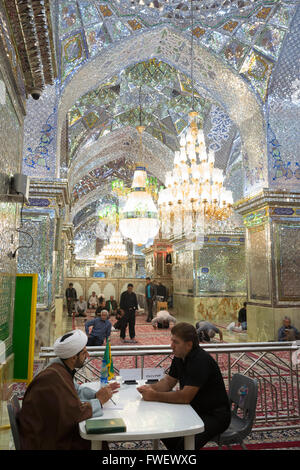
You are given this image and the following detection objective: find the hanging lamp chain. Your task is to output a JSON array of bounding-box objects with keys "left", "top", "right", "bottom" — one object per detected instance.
[
  {"left": 191, "top": 0, "right": 195, "bottom": 111},
  {"left": 136, "top": 84, "right": 145, "bottom": 164}
]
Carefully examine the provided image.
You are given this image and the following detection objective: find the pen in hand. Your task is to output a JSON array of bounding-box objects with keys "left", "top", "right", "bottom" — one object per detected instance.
[{"left": 110, "top": 397, "right": 116, "bottom": 405}]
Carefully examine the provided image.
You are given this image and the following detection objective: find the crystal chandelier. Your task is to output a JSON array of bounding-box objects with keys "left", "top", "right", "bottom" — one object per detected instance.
[
  {"left": 94, "top": 245, "right": 114, "bottom": 268},
  {"left": 104, "top": 228, "right": 128, "bottom": 262},
  {"left": 158, "top": 111, "right": 233, "bottom": 239},
  {"left": 157, "top": 0, "right": 233, "bottom": 240},
  {"left": 95, "top": 205, "right": 128, "bottom": 265},
  {"left": 119, "top": 125, "right": 160, "bottom": 246}
]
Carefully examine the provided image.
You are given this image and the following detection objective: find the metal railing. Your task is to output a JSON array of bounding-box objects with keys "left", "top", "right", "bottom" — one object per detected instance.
[{"left": 39, "top": 341, "right": 300, "bottom": 431}]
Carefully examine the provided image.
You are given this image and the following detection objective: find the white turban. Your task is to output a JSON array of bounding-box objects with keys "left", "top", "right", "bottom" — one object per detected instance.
[{"left": 54, "top": 329, "right": 87, "bottom": 359}]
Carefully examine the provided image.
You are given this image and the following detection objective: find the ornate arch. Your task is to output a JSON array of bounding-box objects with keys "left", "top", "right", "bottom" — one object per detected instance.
[{"left": 57, "top": 26, "right": 267, "bottom": 196}]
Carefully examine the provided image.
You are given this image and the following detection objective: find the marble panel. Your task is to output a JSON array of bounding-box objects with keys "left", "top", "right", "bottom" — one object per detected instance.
[
  {"left": 195, "top": 244, "right": 246, "bottom": 295},
  {"left": 172, "top": 248, "right": 194, "bottom": 294},
  {"left": 248, "top": 224, "right": 271, "bottom": 301},
  {"left": 17, "top": 212, "right": 55, "bottom": 307},
  {"left": 195, "top": 296, "right": 246, "bottom": 324},
  {"left": 275, "top": 222, "right": 300, "bottom": 300},
  {"left": 173, "top": 294, "right": 246, "bottom": 325}
]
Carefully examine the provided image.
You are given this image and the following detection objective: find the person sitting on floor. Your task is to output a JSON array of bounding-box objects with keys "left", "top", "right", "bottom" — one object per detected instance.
[
  {"left": 237, "top": 302, "right": 247, "bottom": 330},
  {"left": 85, "top": 309, "right": 112, "bottom": 346},
  {"left": 88, "top": 291, "right": 99, "bottom": 310},
  {"left": 105, "top": 295, "right": 118, "bottom": 316},
  {"left": 113, "top": 308, "right": 124, "bottom": 330},
  {"left": 151, "top": 309, "right": 176, "bottom": 329},
  {"left": 196, "top": 320, "right": 224, "bottom": 343},
  {"left": 75, "top": 296, "right": 88, "bottom": 317},
  {"left": 95, "top": 298, "right": 106, "bottom": 316},
  {"left": 17, "top": 329, "right": 120, "bottom": 450},
  {"left": 278, "top": 316, "right": 300, "bottom": 341}
]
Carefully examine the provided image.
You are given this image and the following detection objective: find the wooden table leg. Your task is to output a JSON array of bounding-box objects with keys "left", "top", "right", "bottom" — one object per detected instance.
[{"left": 184, "top": 435, "right": 195, "bottom": 450}]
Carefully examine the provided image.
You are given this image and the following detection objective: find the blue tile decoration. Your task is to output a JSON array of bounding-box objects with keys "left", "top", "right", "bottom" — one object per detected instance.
[
  {"left": 24, "top": 106, "right": 56, "bottom": 173},
  {"left": 273, "top": 207, "right": 295, "bottom": 216}
]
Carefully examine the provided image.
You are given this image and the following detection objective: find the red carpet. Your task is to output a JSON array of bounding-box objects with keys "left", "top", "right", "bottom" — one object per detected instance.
[{"left": 204, "top": 441, "right": 300, "bottom": 450}]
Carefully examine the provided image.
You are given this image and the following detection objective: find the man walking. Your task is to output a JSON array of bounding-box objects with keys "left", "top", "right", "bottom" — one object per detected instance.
[
  {"left": 119, "top": 283, "right": 138, "bottom": 343},
  {"left": 145, "top": 277, "right": 156, "bottom": 323},
  {"left": 65, "top": 283, "right": 77, "bottom": 317}
]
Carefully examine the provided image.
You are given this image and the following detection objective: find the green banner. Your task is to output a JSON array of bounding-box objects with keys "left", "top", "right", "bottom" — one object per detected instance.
[{"left": 13, "top": 274, "right": 38, "bottom": 383}]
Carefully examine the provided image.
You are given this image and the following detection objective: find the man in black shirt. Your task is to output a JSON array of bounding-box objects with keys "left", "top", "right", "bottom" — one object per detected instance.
[
  {"left": 137, "top": 322, "right": 231, "bottom": 449},
  {"left": 119, "top": 283, "right": 138, "bottom": 343},
  {"left": 156, "top": 282, "right": 167, "bottom": 301}
]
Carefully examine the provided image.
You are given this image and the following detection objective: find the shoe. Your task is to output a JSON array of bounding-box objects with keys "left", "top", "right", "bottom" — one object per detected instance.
[
  {"left": 111, "top": 327, "right": 116, "bottom": 331},
  {"left": 130, "top": 339, "right": 137, "bottom": 343}
]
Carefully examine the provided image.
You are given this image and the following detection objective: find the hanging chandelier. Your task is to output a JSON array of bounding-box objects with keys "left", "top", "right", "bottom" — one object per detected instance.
[
  {"left": 157, "top": 0, "right": 233, "bottom": 240},
  {"left": 95, "top": 204, "right": 128, "bottom": 265},
  {"left": 94, "top": 245, "right": 114, "bottom": 268},
  {"left": 119, "top": 124, "right": 160, "bottom": 246},
  {"left": 157, "top": 111, "right": 233, "bottom": 239},
  {"left": 104, "top": 228, "right": 128, "bottom": 263}
]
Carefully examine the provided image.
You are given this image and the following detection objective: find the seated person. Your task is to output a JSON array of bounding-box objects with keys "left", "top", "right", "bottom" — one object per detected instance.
[
  {"left": 113, "top": 308, "right": 124, "bottom": 330},
  {"left": 88, "top": 291, "right": 99, "bottom": 309},
  {"left": 151, "top": 309, "right": 176, "bottom": 329},
  {"left": 105, "top": 295, "right": 118, "bottom": 315},
  {"left": 17, "top": 329, "right": 120, "bottom": 450},
  {"left": 237, "top": 302, "right": 247, "bottom": 330},
  {"left": 95, "top": 298, "right": 106, "bottom": 315},
  {"left": 85, "top": 309, "right": 112, "bottom": 346},
  {"left": 196, "top": 320, "right": 223, "bottom": 343},
  {"left": 137, "top": 322, "right": 230, "bottom": 449},
  {"left": 75, "top": 296, "right": 88, "bottom": 317},
  {"left": 278, "top": 316, "right": 300, "bottom": 341}
]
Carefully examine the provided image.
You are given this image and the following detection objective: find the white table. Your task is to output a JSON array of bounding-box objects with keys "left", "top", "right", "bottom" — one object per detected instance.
[{"left": 79, "top": 380, "right": 204, "bottom": 450}]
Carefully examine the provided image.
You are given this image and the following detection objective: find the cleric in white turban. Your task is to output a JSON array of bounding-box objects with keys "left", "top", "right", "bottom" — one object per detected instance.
[
  {"left": 18, "top": 329, "right": 120, "bottom": 450},
  {"left": 54, "top": 329, "right": 88, "bottom": 359}
]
